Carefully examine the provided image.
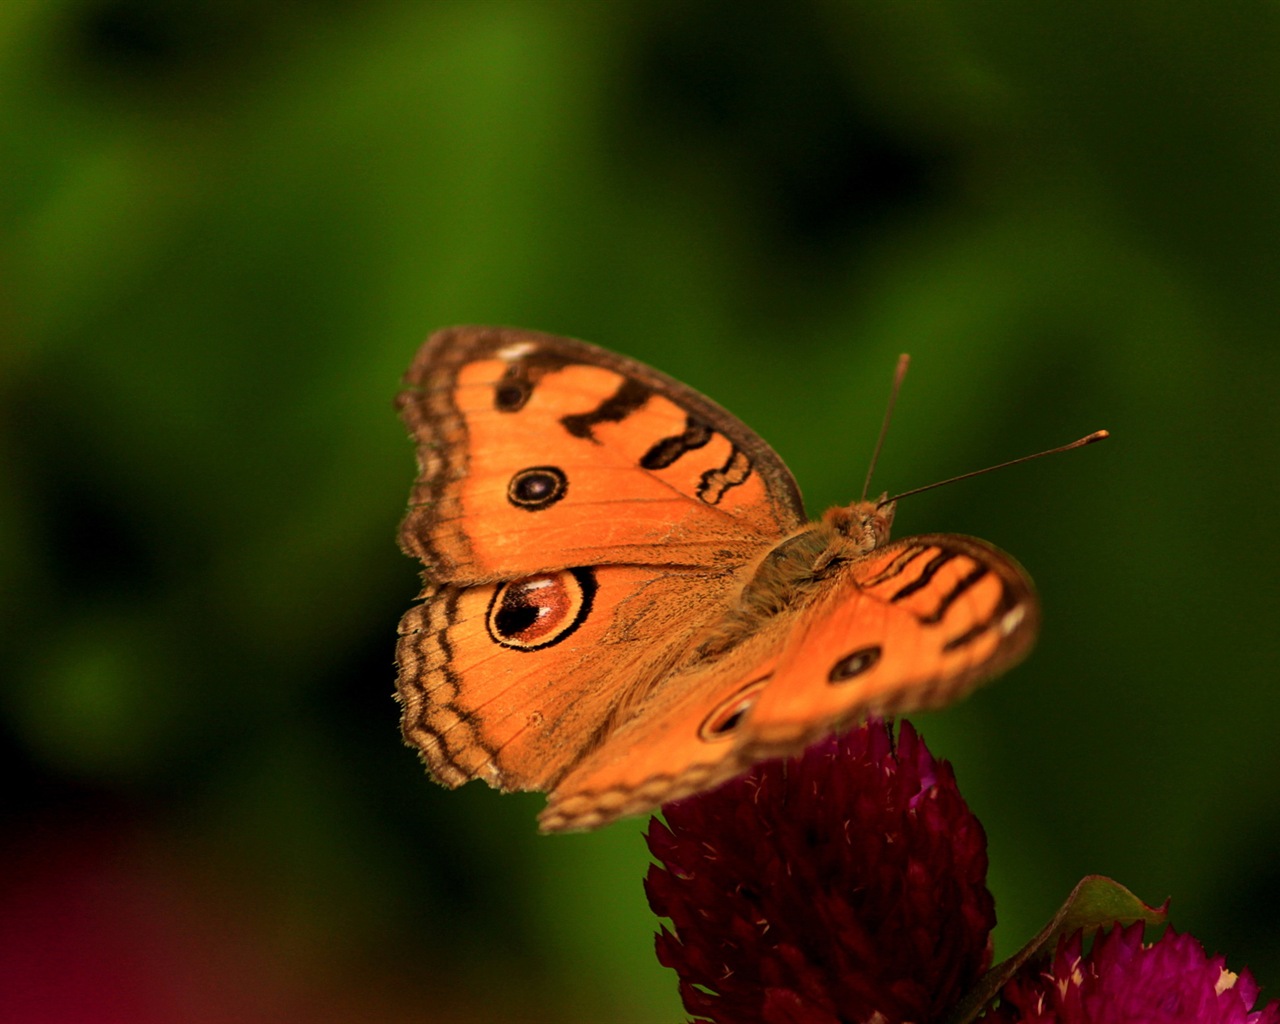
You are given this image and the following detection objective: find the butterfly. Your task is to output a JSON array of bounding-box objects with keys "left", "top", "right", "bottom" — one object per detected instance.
[{"left": 395, "top": 326, "right": 1043, "bottom": 832}]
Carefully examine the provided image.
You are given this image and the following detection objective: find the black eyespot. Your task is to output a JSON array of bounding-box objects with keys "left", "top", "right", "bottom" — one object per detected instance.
[
  {"left": 494, "top": 363, "right": 533, "bottom": 412},
  {"left": 711, "top": 705, "right": 748, "bottom": 735},
  {"left": 493, "top": 601, "right": 540, "bottom": 638},
  {"left": 495, "top": 380, "right": 530, "bottom": 411},
  {"left": 485, "top": 568, "right": 596, "bottom": 651},
  {"left": 698, "top": 676, "right": 770, "bottom": 742},
  {"left": 828, "top": 645, "right": 882, "bottom": 683},
  {"left": 507, "top": 466, "right": 567, "bottom": 510}
]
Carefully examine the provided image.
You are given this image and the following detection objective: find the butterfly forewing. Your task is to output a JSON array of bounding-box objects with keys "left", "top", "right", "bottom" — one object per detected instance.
[
  {"left": 396, "top": 326, "right": 806, "bottom": 584},
  {"left": 740, "top": 534, "right": 1038, "bottom": 757}
]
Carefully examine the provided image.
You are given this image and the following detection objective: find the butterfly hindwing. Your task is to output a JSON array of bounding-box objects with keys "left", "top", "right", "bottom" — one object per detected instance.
[
  {"left": 538, "top": 622, "right": 792, "bottom": 831},
  {"left": 397, "top": 564, "right": 740, "bottom": 793},
  {"left": 537, "top": 534, "right": 1037, "bottom": 831}
]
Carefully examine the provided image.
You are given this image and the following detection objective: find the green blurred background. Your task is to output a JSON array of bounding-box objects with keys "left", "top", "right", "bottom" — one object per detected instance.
[{"left": 3, "top": 2, "right": 1278, "bottom": 1020}]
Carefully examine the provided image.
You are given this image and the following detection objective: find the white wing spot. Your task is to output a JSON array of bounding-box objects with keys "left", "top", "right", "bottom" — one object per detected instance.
[
  {"left": 498, "top": 342, "right": 537, "bottom": 362},
  {"left": 999, "top": 605, "right": 1026, "bottom": 635}
]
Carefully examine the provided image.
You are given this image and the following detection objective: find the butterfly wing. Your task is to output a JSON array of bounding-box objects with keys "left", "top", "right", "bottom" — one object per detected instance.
[
  {"left": 397, "top": 325, "right": 806, "bottom": 583},
  {"left": 395, "top": 326, "right": 808, "bottom": 793},
  {"left": 398, "top": 566, "right": 740, "bottom": 791},
  {"left": 537, "top": 619, "right": 794, "bottom": 831},
  {"left": 742, "top": 533, "right": 1038, "bottom": 755},
  {"left": 539, "top": 533, "right": 1037, "bottom": 831}
]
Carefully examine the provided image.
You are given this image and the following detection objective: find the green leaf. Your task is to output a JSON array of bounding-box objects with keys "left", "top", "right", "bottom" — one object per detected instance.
[{"left": 943, "top": 875, "right": 1168, "bottom": 1024}]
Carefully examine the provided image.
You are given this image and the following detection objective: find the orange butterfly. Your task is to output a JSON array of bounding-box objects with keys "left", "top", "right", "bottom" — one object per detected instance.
[{"left": 395, "top": 327, "right": 1088, "bottom": 832}]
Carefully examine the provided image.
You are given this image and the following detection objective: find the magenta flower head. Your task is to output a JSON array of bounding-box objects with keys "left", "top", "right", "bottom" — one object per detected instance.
[
  {"left": 979, "top": 922, "right": 1280, "bottom": 1024},
  {"left": 644, "top": 719, "right": 995, "bottom": 1024}
]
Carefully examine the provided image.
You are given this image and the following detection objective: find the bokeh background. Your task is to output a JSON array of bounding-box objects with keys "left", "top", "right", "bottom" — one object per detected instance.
[{"left": 4, "top": 2, "right": 1278, "bottom": 1021}]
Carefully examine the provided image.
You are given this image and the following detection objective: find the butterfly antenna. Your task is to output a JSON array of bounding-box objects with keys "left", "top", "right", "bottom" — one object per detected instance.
[
  {"left": 879, "top": 430, "right": 1110, "bottom": 507},
  {"left": 861, "top": 353, "right": 911, "bottom": 502}
]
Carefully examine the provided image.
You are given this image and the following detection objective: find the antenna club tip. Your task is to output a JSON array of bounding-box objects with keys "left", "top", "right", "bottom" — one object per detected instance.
[{"left": 883, "top": 427, "right": 1111, "bottom": 504}]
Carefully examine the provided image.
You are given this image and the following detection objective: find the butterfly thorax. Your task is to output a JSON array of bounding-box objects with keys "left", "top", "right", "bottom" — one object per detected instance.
[{"left": 694, "top": 499, "right": 897, "bottom": 658}]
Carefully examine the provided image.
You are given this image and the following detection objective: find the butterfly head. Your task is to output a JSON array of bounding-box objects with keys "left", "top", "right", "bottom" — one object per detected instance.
[{"left": 823, "top": 498, "right": 896, "bottom": 554}]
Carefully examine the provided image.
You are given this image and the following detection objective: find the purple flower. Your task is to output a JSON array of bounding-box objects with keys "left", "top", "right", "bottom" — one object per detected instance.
[
  {"left": 645, "top": 720, "right": 995, "bottom": 1024},
  {"left": 978, "top": 923, "right": 1279, "bottom": 1024}
]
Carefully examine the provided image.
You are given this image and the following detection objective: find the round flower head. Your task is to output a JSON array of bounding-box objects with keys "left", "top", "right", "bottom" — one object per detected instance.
[
  {"left": 645, "top": 720, "right": 995, "bottom": 1024},
  {"left": 980, "top": 922, "right": 1280, "bottom": 1024}
]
